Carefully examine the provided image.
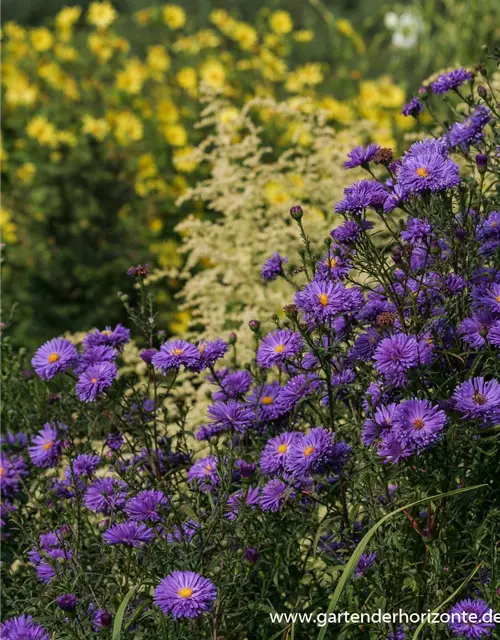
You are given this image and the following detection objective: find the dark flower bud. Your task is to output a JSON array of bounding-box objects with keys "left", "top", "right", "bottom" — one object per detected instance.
[
  {"left": 475, "top": 153, "right": 488, "bottom": 174},
  {"left": 57, "top": 593, "right": 77, "bottom": 612},
  {"left": 376, "top": 312, "right": 397, "bottom": 326},
  {"left": 477, "top": 85, "right": 488, "bottom": 98},
  {"left": 228, "top": 332, "right": 237, "bottom": 345},
  {"left": 373, "top": 147, "right": 394, "bottom": 166},
  {"left": 283, "top": 303, "right": 298, "bottom": 319},
  {"left": 392, "top": 247, "right": 403, "bottom": 264},
  {"left": 248, "top": 319, "right": 260, "bottom": 332},
  {"left": 157, "top": 329, "right": 166, "bottom": 339},
  {"left": 290, "top": 205, "right": 303, "bottom": 221},
  {"left": 127, "top": 264, "right": 150, "bottom": 278},
  {"left": 244, "top": 547, "right": 259, "bottom": 563},
  {"left": 455, "top": 225, "right": 467, "bottom": 240}
]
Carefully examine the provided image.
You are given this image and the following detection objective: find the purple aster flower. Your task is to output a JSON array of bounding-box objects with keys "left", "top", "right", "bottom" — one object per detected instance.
[
  {"left": 431, "top": 68, "right": 474, "bottom": 94},
  {"left": 295, "top": 280, "right": 363, "bottom": 323},
  {"left": 393, "top": 399, "right": 447, "bottom": 449},
  {"left": 212, "top": 369, "right": 253, "bottom": 400},
  {"left": 260, "top": 479, "right": 294, "bottom": 512},
  {"left": 286, "top": 427, "right": 338, "bottom": 479},
  {"left": 75, "top": 346, "right": 115, "bottom": 374},
  {"left": 207, "top": 400, "right": 254, "bottom": 433},
  {"left": 277, "top": 374, "right": 316, "bottom": 414},
  {"left": 76, "top": 361, "right": 117, "bottom": 402},
  {"left": 90, "top": 607, "right": 112, "bottom": 631},
  {"left": 103, "top": 521, "right": 155, "bottom": 546},
  {"left": 343, "top": 143, "right": 380, "bottom": 169},
  {"left": 383, "top": 183, "right": 409, "bottom": 213},
  {"left": 445, "top": 274, "right": 467, "bottom": 295},
  {"left": 197, "top": 338, "right": 228, "bottom": 369},
  {"left": 354, "top": 551, "right": 377, "bottom": 578},
  {"left": 1, "top": 615, "right": 50, "bottom": 640},
  {"left": 167, "top": 519, "right": 200, "bottom": 544},
  {"left": 488, "top": 320, "right": 500, "bottom": 347},
  {"left": 35, "top": 561, "right": 56, "bottom": 583},
  {"left": 362, "top": 402, "right": 398, "bottom": 446},
  {"left": 453, "top": 377, "right": 500, "bottom": 423},
  {"left": 187, "top": 456, "right": 219, "bottom": 492},
  {"left": 458, "top": 310, "right": 496, "bottom": 348},
  {"left": 377, "top": 432, "right": 413, "bottom": 464},
  {"left": 315, "top": 251, "right": 351, "bottom": 280},
  {"left": 225, "top": 486, "right": 260, "bottom": 520},
  {"left": 0, "top": 453, "right": 28, "bottom": 496},
  {"left": 401, "top": 97, "right": 423, "bottom": 117},
  {"left": 260, "top": 432, "right": 302, "bottom": 475},
  {"left": 31, "top": 337, "right": 78, "bottom": 380},
  {"left": 139, "top": 348, "right": 157, "bottom": 365},
  {"left": 256, "top": 329, "right": 302, "bottom": 368},
  {"left": 387, "top": 626, "right": 407, "bottom": 640},
  {"left": 28, "top": 423, "right": 62, "bottom": 468},
  {"left": 446, "top": 106, "right": 491, "bottom": 151},
  {"left": 83, "top": 324, "right": 130, "bottom": 349},
  {"left": 331, "top": 219, "right": 373, "bottom": 244},
  {"left": 373, "top": 333, "right": 420, "bottom": 386},
  {"left": 84, "top": 477, "right": 127, "bottom": 514},
  {"left": 477, "top": 211, "right": 500, "bottom": 243},
  {"left": 261, "top": 252, "right": 288, "bottom": 281},
  {"left": 152, "top": 339, "right": 200, "bottom": 372},
  {"left": 233, "top": 458, "right": 256, "bottom": 480},
  {"left": 398, "top": 140, "right": 461, "bottom": 194},
  {"left": 127, "top": 263, "right": 149, "bottom": 277},
  {"left": 67, "top": 453, "right": 101, "bottom": 479},
  {"left": 475, "top": 283, "right": 500, "bottom": 315},
  {"left": 247, "top": 382, "right": 285, "bottom": 422},
  {"left": 350, "top": 328, "right": 381, "bottom": 363},
  {"left": 1, "top": 431, "right": 28, "bottom": 449},
  {"left": 448, "top": 598, "right": 495, "bottom": 638},
  {"left": 401, "top": 217, "right": 433, "bottom": 244},
  {"left": 334, "top": 179, "right": 388, "bottom": 213},
  {"left": 154, "top": 571, "right": 217, "bottom": 619},
  {"left": 125, "top": 489, "right": 168, "bottom": 522},
  {"left": 244, "top": 547, "right": 259, "bottom": 563},
  {"left": 56, "top": 593, "right": 78, "bottom": 612},
  {"left": 106, "top": 432, "right": 123, "bottom": 451}
]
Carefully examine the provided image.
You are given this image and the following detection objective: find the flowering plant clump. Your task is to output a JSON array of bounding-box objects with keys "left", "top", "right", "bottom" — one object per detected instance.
[{"left": 2, "top": 55, "right": 500, "bottom": 639}]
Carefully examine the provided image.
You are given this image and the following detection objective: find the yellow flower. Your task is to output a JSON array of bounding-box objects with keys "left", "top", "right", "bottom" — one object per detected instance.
[
  {"left": 149, "top": 217, "right": 164, "bottom": 233},
  {"left": 264, "top": 181, "right": 288, "bottom": 206},
  {"left": 336, "top": 18, "right": 354, "bottom": 37},
  {"left": 162, "top": 5, "right": 186, "bottom": 29},
  {"left": 112, "top": 36, "right": 130, "bottom": 53},
  {"left": 110, "top": 111, "right": 143, "bottom": 145},
  {"left": 115, "top": 59, "right": 148, "bottom": 94},
  {"left": 0, "top": 207, "right": 17, "bottom": 243},
  {"left": 158, "top": 99, "right": 179, "bottom": 124},
  {"left": 26, "top": 116, "right": 58, "bottom": 146},
  {"left": 57, "top": 130, "right": 78, "bottom": 147},
  {"left": 30, "top": 28, "right": 53, "bottom": 52},
  {"left": 162, "top": 124, "right": 187, "bottom": 147},
  {"left": 171, "top": 174, "right": 188, "bottom": 197},
  {"left": 200, "top": 59, "right": 226, "bottom": 89},
  {"left": 88, "top": 33, "right": 113, "bottom": 62},
  {"left": 137, "top": 153, "right": 157, "bottom": 179},
  {"left": 318, "top": 97, "right": 354, "bottom": 124},
  {"left": 293, "top": 30, "right": 314, "bottom": 43},
  {"left": 15, "top": 162, "right": 36, "bottom": 184},
  {"left": 394, "top": 112, "right": 415, "bottom": 131},
  {"left": 87, "top": 2, "right": 117, "bottom": 30},
  {"left": 56, "top": 6, "right": 81, "bottom": 30},
  {"left": 3, "top": 22, "right": 26, "bottom": 40},
  {"left": 151, "top": 238, "right": 183, "bottom": 269},
  {"left": 172, "top": 146, "right": 199, "bottom": 173},
  {"left": 176, "top": 67, "right": 197, "bottom": 93},
  {"left": 82, "top": 114, "right": 110, "bottom": 140},
  {"left": 217, "top": 107, "right": 239, "bottom": 125},
  {"left": 209, "top": 9, "right": 230, "bottom": 28},
  {"left": 54, "top": 43, "right": 78, "bottom": 61},
  {"left": 232, "top": 23, "right": 258, "bottom": 50},
  {"left": 146, "top": 45, "right": 171, "bottom": 74},
  {"left": 4, "top": 74, "right": 38, "bottom": 106},
  {"left": 269, "top": 10, "right": 293, "bottom": 35},
  {"left": 134, "top": 9, "right": 151, "bottom": 26},
  {"left": 169, "top": 309, "right": 191, "bottom": 334}
]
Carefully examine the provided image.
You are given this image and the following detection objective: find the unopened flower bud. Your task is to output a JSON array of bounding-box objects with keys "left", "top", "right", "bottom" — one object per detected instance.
[
  {"left": 477, "top": 85, "right": 487, "bottom": 99},
  {"left": 475, "top": 153, "right": 488, "bottom": 174},
  {"left": 248, "top": 319, "right": 260, "bottom": 332},
  {"left": 290, "top": 205, "right": 303, "bottom": 221},
  {"left": 228, "top": 332, "right": 237, "bottom": 345}
]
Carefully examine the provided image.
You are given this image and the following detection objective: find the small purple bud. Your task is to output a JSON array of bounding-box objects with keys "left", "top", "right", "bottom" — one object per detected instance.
[
  {"left": 475, "top": 153, "right": 488, "bottom": 174},
  {"left": 244, "top": 547, "right": 259, "bottom": 563},
  {"left": 248, "top": 320, "right": 260, "bottom": 332},
  {"left": 139, "top": 348, "right": 156, "bottom": 365},
  {"left": 57, "top": 593, "right": 77, "bottom": 612},
  {"left": 290, "top": 205, "right": 303, "bottom": 221},
  {"left": 228, "top": 332, "right": 237, "bottom": 345}
]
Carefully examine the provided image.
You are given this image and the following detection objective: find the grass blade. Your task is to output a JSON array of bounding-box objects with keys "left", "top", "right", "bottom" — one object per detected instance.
[
  {"left": 317, "top": 484, "right": 487, "bottom": 640},
  {"left": 112, "top": 584, "right": 140, "bottom": 640}
]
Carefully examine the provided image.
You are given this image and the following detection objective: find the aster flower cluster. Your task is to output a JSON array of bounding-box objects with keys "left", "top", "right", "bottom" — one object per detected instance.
[{"left": 2, "top": 61, "right": 500, "bottom": 640}]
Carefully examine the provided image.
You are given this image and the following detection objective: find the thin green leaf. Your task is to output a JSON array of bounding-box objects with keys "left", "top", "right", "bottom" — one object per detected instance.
[
  {"left": 317, "top": 484, "right": 487, "bottom": 640},
  {"left": 412, "top": 563, "right": 482, "bottom": 639},
  {"left": 112, "top": 584, "right": 140, "bottom": 640}
]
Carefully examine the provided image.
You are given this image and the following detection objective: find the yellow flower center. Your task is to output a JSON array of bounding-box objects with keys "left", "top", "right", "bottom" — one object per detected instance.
[
  {"left": 416, "top": 167, "right": 429, "bottom": 178},
  {"left": 303, "top": 445, "right": 315, "bottom": 457},
  {"left": 491, "top": 221, "right": 498, "bottom": 227},
  {"left": 47, "top": 353, "right": 60, "bottom": 363},
  {"left": 277, "top": 443, "right": 288, "bottom": 454},
  {"left": 473, "top": 390, "right": 487, "bottom": 405},
  {"left": 413, "top": 418, "right": 425, "bottom": 430},
  {"left": 261, "top": 396, "right": 274, "bottom": 405},
  {"left": 43, "top": 442, "right": 53, "bottom": 450},
  {"left": 0, "top": 467, "right": 5, "bottom": 477},
  {"left": 91, "top": 378, "right": 98, "bottom": 383},
  {"left": 204, "top": 464, "right": 213, "bottom": 473},
  {"left": 496, "top": 295, "right": 500, "bottom": 304},
  {"left": 101, "top": 330, "right": 112, "bottom": 336},
  {"left": 274, "top": 344, "right": 285, "bottom": 353},
  {"left": 325, "top": 258, "right": 338, "bottom": 268},
  {"left": 177, "top": 587, "right": 193, "bottom": 599},
  {"left": 171, "top": 348, "right": 184, "bottom": 356},
  {"left": 318, "top": 293, "right": 329, "bottom": 306}
]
